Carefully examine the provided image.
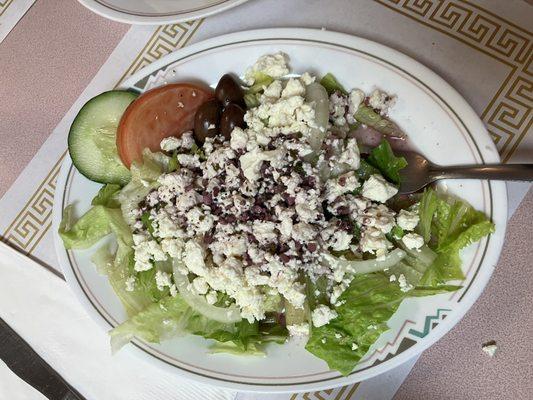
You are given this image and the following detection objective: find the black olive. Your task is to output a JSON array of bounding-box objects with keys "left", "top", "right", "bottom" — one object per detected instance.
[
  {"left": 215, "top": 74, "right": 245, "bottom": 108},
  {"left": 194, "top": 99, "right": 222, "bottom": 143},
  {"left": 220, "top": 103, "right": 245, "bottom": 140}
]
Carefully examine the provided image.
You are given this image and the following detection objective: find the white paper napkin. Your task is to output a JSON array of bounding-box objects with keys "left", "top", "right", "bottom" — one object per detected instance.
[{"left": 0, "top": 241, "right": 235, "bottom": 400}]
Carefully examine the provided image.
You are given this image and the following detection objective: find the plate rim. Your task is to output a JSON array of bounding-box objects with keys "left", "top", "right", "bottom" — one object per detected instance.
[
  {"left": 77, "top": 0, "right": 249, "bottom": 25},
  {"left": 53, "top": 28, "right": 508, "bottom": 392}
]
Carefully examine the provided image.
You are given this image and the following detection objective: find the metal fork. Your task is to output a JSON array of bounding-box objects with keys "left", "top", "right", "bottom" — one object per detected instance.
[{"left": 397, "top": 151, "right": 533, "bottom": 194}]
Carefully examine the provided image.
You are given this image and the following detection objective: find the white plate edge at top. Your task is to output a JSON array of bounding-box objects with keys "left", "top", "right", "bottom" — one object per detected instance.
[{"left": 77, "top": 0, "right": 249, "bottom": 25}]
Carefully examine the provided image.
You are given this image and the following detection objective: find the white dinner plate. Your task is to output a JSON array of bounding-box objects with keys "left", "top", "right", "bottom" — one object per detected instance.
[
  {"left": 78, "top": 0, "right": 249, "bottom": 25},
  {"left": 53, "top": 29, "right": 507, "bottom": 392}
]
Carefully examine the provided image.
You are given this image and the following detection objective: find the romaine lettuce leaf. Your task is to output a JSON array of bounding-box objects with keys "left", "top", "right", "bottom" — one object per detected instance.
[
  {"left": 209, "top": 342, "right": 265, "bottom": 355},
  {"left": 417, "top": 188, "right": 438, "bottom": 243},
  {"left": 418, "top": 189, "right": 495, "bottom": 286},
  {"left": 244, "top": 93, "right": 260, "bottom": 109},
  {"left": 305, "top": 271, "right": 464, "bottom": 375},
  {"left": 367, "top": 139, "right": 407, "bottom": 184},
  {"left": 196, "top": 317, "right": 287, "bottom": 353},
  {"left": 59, "top": 203, "right": 160, "bottom": 316},
  {"left": 209, "top": 312, "right": 288, "bottom": 354},
  {"left": 92, "top": 245, "right": 156, "bottom": 317},
  {"left": 118, "top": 149, "right": 168, "bottom": 225},
  {"left": 59, "top": 205, "right": 130, "bottom": 250},
  {"left": 355, "top": 159, "right": 381, "bottom": 181},
  {"left": 306, "top": 273, "right": 406, "bottom": 375},
  {"left": 110, "top": 295, "right": 288, "bottom": 354},
  {"left": 409, "top": 285, "right": 462, "bottom": 297},
  {"left": 109, "top": 294, "right": 193, "bottom": 353},
  {"left": 203, "top": 320, "right": 259, "bottom": 350},
  {"left": 91, "top": 184, "right": 121, "bottom": 208}
]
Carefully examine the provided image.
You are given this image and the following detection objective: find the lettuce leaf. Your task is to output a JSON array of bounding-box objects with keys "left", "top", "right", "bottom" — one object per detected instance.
[
  {"left": 91, "top": 184, "right": 121, "bottom": 208},
  {"left": 118, "top": 149, "right": 168, "bottom": 225},
  {"left": 409, "top": 285, "right": 462, "bottom": 297},
  {"left": 386, "top": 244, "right": 436, "bottom": 286},
  {"left": 91, "top": 245, "right": 156, "bottom": 317},
  {"left": 306, "top": 273, "right": 406, "bottom": 375},
  {"left": 208, "top": 321, "right": 288, "bottom": 355},
  {"left": 209, "top": 342, "right": 265, "bottom": 355},
  {"left": 355, "top": 159, "right": 381, "bottom": 181},
  {"left": 305, "top": 271, "right": 463, "bottom": 375},
  {"left": 59, "top": 203, "right": 160, "bottom": 316},
  {"left": 366, "top": 140, "right": 407, "bottom": 184},
  {"left": 110, "top": 294, "right": 193, "bottom": 352},
  {"left": 419, "top": 189, "right": 495, "bottom": 286},
  {"left": 244, "top": 93, "right": 260, "bottom": 109},
  {"left": 203, "top": 320, "right": 260, "bottom": 350},
  {"left": 417, "top": 188, "right": 439, "bottom": 243},
  {"left": 59, "top": 205, "right": 130, "bottom": 250},
  {"left": 433, "top": 198, "right": 492, "bottom": 252},
  {"left": 110, "top": 294, "right": 288, "bottom": 354}
]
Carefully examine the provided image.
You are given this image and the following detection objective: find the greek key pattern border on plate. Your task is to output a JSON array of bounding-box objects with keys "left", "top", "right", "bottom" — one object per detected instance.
[{"left": 376, "top": 0, "right": 532, "bottom": 162}]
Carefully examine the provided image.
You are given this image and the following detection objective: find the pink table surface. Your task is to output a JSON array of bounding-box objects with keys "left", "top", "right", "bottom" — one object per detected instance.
[{"left": 1, "top": 1, "right": 532, "bottom": 398}]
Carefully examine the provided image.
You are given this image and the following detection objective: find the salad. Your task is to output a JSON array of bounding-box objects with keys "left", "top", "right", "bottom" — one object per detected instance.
[{"left": 59, "top": 53, "right": 494, "bottom": 375}]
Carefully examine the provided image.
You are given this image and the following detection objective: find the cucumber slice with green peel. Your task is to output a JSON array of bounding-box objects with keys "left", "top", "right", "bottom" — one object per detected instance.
[{"left": 68, "top": 91, "right": 137, "bottom": 185}]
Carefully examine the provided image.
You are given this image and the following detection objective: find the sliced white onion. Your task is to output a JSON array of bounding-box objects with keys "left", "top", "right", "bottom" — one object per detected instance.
[
  {"left": 172, "top": 259, "right": 242, "bottom": 323},
  {"left": 327, "top": 248, "right": 407, "bottom": 275},
  {"left": 305, "top": 82, "right": 329, "bottom": 152}
]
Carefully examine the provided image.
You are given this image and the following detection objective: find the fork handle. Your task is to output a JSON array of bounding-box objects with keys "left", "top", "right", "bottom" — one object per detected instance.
[{"left": 430, "top": 164, "right": 533, "bottom": 181}]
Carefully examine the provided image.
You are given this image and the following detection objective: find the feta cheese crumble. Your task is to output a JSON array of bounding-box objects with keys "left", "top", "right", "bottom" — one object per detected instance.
[
  {"left": 398, "top": 274, "right": 413, "bottom": 292},
  {"left": 287, "top": 323, "right": 310, "bottom": 337},
  {"left": 125, "top": 276, "right": 135, "bottom": 292},
  {"left": 243, "top": 52, "right": 289, "bottom": 85},
  {"left": 362, "top": 174, "right": 398, "bottom": 203},
  {"left": 155, "top": 271, "right": 172, "bottom": 291},
  {"left": 312, "top": 305, "right": 338, "bottom": 327},
  {"left": 397, "top": 209, "right": 419, "bottom": 231},
  {"left": 402, "top": 233, "right": 424, "bottom": 250},
  {"left": 368, "top": 89, "right": 396, "bottom": 115},
  {"left": 482, "top": 341, "right": 498, "bottom": 357}
]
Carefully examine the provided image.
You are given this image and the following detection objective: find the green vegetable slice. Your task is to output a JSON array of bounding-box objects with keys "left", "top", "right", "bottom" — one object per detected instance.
[
  {"left": 247, "top": 72, "right": 274, "bottom": 94},
  {"left": 68, "top": 91, "right": 137, "bottom": 185},
  {"left": 354, "top": 105, "right": 404, "bottom": 137},
  {"left": 320, "top": 73, "right": 347, "bottom": 95},
  {"left": 366, "top": 139, "right": 407, "bottom": 184},
  {"left": 355, "top": 159, "right": 381, "bottom": 180}
]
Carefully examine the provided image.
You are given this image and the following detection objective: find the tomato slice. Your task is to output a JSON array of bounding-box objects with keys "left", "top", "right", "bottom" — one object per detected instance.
[{"left": 117, "top": 83, "right": 214, "bottom": 167}]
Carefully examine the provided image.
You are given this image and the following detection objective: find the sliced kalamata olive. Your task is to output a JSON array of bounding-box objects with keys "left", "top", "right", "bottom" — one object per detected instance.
[
  {"left": 215, "top": 74, "right": 245, "bottom": 107},
  {"left": 194, "top": 99, "right": 222, "bottom": 143},
  {"left": 220, "top": 103, "right": 245, "bottom": 140}
]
